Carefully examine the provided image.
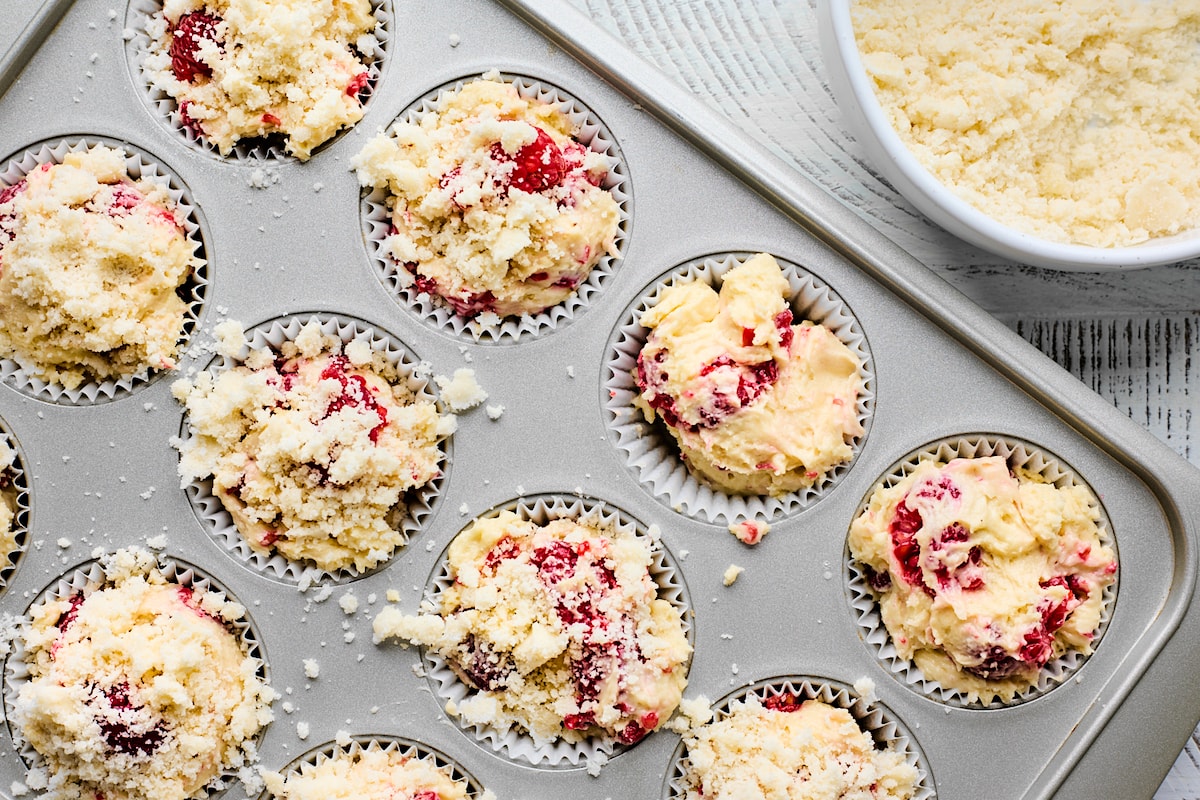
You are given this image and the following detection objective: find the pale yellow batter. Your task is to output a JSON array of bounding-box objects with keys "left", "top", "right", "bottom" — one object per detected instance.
[
  {"left": 173, "top": 321, "right": 452, "bottom": 572},
  {"left": 679, "top": 694, "right": 917, "bottom": 800},
  {"left": 263, "top": 746, "right": 494, "bottom": 800},
  {"left": 373, "top": 510, "right": 691, "bottom": 746},
  {"left": 634, "top": 253, "right": 863, "bottom": 496},
  {"left": 849, "top": 455, "right": 1117, "bottom": 703},
  {"left": 145, "top": 0, "right": 377, "bottom": 159},
  {"left": 0, "top": 146, "right": 198, "bottom": 391},
  {"left": 352, "top": 76, "right": 621, "bottom": 318},
  {"left": 11, "top": 548, "right": 276, "bottom": 800}
]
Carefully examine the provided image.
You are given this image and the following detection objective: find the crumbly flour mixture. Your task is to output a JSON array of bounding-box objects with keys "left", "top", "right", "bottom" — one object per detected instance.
[{"left": 855, "top": 0, "right": 1200, "bottom": 247}]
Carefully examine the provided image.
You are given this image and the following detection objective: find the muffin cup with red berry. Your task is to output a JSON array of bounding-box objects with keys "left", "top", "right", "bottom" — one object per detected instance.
[
  {"left": 357, "top": 72, "right": 630, "bottom": 342},
  {"left": 0, "top": 137, "right": 209, "bottom": 404},
  {"left": 395, "top": 493, "right": 691, "bottom": 768},
  {"left": 665, "top": 676, "right": 932, "bottom": 800},
  {"left": 262, "top": 735, "right": 491, "bottom": 800},
  {"left": 175, "top": 313, "right": 451, "bottom": 587},
  {"left": 847, "top": 435, "right": 1119, "bottom": 708},
  {"left": 3, "top": 548, "right": 274, "bottom": 800},
  {"left": 604, "top": 252, "right": 873, "bottom": 526},
  {"left": 128, "top": 0, "right": 390, "bottom": 160}
]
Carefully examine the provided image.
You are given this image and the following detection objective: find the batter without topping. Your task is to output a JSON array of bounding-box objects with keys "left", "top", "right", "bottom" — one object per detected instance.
[
  {"left": 263, "top": 747, "right": 495, "bottom": 800},
  {"left": 634, "top": 253, "right": 863, "bottom": 496},
  {"left": 352, "top": 75, "right": 621, "bottom": 319},
  {"left": 173, "top": 321, "right": 452, "bottom": 572},
  {"left": 144, "top": 0, "right": 377, "bottom": 159},
  {"left": 849, "top": 455, "right": 1117, "bottom": 703},
  {"left": 678, "top": 694, "right": 917, "bottom": 800},
  {"left": 0, "top": 145, "right": 197, "bottom": 391},
  {"left": 11, "top": 548, "right": 275, "bottom": 800},
  {"left": 373, "top": 510, "right": 690, "bottom": 746}
]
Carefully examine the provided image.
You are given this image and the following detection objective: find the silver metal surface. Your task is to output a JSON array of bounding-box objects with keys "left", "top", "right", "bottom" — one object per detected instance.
[{"left": 0, "top": 1, "right": 1197, "bottom": 799}]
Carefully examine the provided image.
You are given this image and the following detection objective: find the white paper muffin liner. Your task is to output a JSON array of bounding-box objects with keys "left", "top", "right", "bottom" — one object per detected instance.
[
  {"left": 604, "top": 252, "right": 874, "bottom": 526},
  {"left": 846, "top": 435, "right": 1119, "bottom": 709},
  {"left": 126, "top": 0, "right": 392, "bottom": 162},
  {"left": 360, "top": 72, "right": 631, "bottom": 343},
  {"left": 416, "top": 493, "right": 692, "bottom": 768},
  {"left": 0, "top": 137, "right": 210, "bottom": 405},
  {"left": 2, "top": 552, "right": 270, "bottom": 796},
  {"left": 663, "top": 676, "right": 933, "bottom": 800},
  {"left": 177, "top": 313, "right": 450, "bottom": 587},
  {"left": 266, "top": 734, "right": 490, "bottom": 798},
  {"left": 0, "top": 423, "right": 30, "bottom": 595}
]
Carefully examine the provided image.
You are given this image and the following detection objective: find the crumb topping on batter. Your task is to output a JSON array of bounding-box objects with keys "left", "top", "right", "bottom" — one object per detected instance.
[
  {"left": 373, "top": 510, "right": 690, "bottom": 746},
  {"left": 678, "top": 694, "right": 918, "bottom": 800},
  {"left": 352, "top": 75, "right": 621, "bottom": 318},
  {"left": 11, "top": 548, "right": 276, "bottom": 800},
  {"left": 0, "top": 145, "right": 198, "bottom": 390},
  {"left": 144, "top": 0, "right": 378, "bottom": 159},
  {"left": 262, "top": 746, "right": 496, "bottom": 800},
  {"left": 172, "top": 320, "right": 452, "bottom": 572}
]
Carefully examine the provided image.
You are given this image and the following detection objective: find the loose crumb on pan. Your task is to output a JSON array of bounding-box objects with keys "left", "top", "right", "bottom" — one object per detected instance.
[
  {"left": 435, "top": 368, "right": 488, "bottom": 412},
  {"left": 729, "top": 519, "right": 770, "bottom": 545},
  {"left": 721, "top": 565, "right": 744, "bottom": 586},
  {"left": 854, "top": 0, "right": 1200, "bottom": 246}
]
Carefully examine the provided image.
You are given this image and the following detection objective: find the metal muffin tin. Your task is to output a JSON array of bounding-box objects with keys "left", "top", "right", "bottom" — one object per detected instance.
[{"left": 1, "top": 1, "right": 1199, "bottom": 798}]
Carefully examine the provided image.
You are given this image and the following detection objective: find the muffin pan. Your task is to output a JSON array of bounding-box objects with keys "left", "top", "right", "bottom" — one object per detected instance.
[{"left": 1, "top": 0, "right": 1199, "bottom": 798}]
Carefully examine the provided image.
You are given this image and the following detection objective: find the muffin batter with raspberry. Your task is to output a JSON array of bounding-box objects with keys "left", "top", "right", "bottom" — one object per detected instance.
[
  {"left": 173, "top": 320, "right": 452, "bottom": 573},
  {"left": 0, "top": 145, "right": 198, "bottom": 391},
  {"left": 352, "top": 75, "right": 621, "bottom": 318},
  {"left": 262, "top": 746, "right": 496, "bottom": 800},
  {"left": 373, "top": 510, "right": 690, "bottom": 746},
  {"left": 849, "top": 455, "right": 1118, "bottom": 703},
  {"left": 0, "top": 437, "right": 17, "bottom": 560},
  {"left": 144, "top": 0, "right": 377, "bottom": 159},
  {"left": 11, "top": 548, "right": 276, "bottom": 800},
  {"left": 678, "top": 693, "right": 918, "bottom": 800},
  {"left": 634, "top": 253, "right": 863, "bottom": 496}
]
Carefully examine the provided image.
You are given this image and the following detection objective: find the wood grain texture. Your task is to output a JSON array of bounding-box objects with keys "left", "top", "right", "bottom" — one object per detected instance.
[{"left": 567, "top": 1, "right": 1200, "bottom": 796}]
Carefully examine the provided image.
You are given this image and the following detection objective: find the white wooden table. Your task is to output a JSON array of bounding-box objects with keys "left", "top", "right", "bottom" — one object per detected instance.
[{"left": 562, "top": 1, "right": 1200, "bottom": 797}]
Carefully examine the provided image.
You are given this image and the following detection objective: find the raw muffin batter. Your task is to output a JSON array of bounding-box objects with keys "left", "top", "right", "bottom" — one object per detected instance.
[
  {"left": 634, "top": 253, "right": 863, "bottom": 496},
  {"left": 848, "top": 455, "right": 1118, "bottom": 703},
  {"left": 0, "top": 437, "right": 17, "bottom": 560},
  {"left": 373, "top": 510, "right": 691, "bottom": 746},
  {"left": 854, "top": 0, "right": 1200, "bottom": 246},
  {"left": 263, "top": 746, "right": 495, "bottom": 800},
  {"left": 11, "top": 548, "right": 276, "bottom": 800},
  {"left": 144, "top": 0, "right": 377, "bottom": 159},
  {"left": 0, "top": 145, "right": 198, "bottom": 391},
  {"left": 173, "top": 320, "right": 452, "bottom": 572},
  {"left": 352, "top": 75, "right": 621, "bottom": 318},
  {"left": 678, "top": 693, "right": 917, "bottom": 799}
]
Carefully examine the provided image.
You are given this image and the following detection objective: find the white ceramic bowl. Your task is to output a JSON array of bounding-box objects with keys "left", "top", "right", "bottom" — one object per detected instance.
[{"left": 815, "top": 0, "right": 1200, "bottom": 271}]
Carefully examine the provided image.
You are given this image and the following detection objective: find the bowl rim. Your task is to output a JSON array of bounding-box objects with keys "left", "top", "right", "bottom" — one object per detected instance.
[{"left": 818, "top": 0, "right": 1200, "bottom": 271}]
